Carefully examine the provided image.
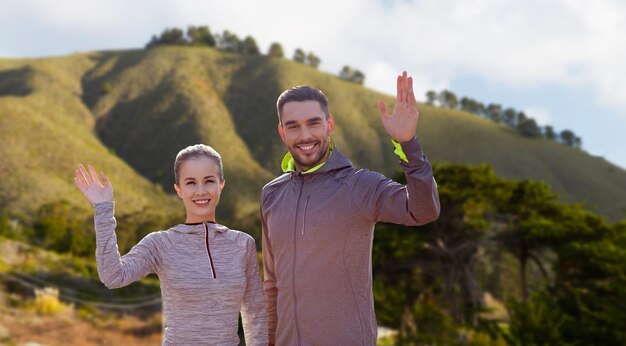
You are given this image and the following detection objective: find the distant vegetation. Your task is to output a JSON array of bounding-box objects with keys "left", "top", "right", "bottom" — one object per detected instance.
[
  {"left": 425, "top": 89, "right": 582, "bottom": 148},
  {"left": 374, "top": 164, "right": 626, "bottom": 345},
  {"left": 146, "top": 25, "right": 366, "bottom": 84}
]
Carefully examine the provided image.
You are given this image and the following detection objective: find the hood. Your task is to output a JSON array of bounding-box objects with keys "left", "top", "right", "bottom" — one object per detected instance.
[{"left": 171, "top": 222, "right": 229, "bottom": 235}]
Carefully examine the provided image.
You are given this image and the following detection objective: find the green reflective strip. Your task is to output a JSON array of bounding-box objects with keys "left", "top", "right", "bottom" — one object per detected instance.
[
  {"left": 281, "top": 139, "right": 334, "bottom": 173},
  {"left": 392, "top": 139, "right": 409, "bottom": 163}
]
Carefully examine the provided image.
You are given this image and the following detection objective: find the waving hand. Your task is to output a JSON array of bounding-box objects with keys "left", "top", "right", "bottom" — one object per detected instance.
[
  {"left": 74, "top": 164, "right": 113, "bottom": 205},
  {"left": 377, "top": 71, "right": 420, "bottom": 143}
]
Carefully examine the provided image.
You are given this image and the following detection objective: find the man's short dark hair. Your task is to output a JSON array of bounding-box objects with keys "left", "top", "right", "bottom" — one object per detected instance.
[{"left": 276, "top": 85, "right": 330, "bottom": 123}]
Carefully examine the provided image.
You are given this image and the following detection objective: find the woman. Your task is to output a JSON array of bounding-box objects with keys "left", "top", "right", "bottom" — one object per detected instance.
[{"left": 74, "top": 144, "right": 267, "bottom": 345}]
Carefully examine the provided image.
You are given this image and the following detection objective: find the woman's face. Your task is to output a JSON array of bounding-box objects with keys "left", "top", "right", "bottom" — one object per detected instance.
[{"left": 174, "top": 157, "right": 225, "bottom": 223}]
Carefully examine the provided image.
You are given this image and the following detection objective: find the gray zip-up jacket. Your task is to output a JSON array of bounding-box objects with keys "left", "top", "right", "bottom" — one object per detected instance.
[
  {"left": 261, "top": 136, "right": 440, "bottom": 345},
  {"left": 94, "top": 202, "right": 267, "bottom": 346}
]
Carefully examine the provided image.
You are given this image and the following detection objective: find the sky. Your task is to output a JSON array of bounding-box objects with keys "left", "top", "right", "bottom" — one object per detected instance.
[{"left": 1, "top": 0, "right": 625, "bottom": 169}]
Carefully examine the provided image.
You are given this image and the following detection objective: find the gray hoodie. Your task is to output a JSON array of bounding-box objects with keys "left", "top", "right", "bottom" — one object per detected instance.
[
  {"left": 261, "top": 136, "right": 440, "bottom": 345},
  {"left": 94, "top": 202, "right": 267, "bottom": 345}
]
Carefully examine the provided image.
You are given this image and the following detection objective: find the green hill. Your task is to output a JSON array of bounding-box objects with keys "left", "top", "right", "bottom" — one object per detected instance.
[{"left": 1, "top": 46, "right": 625, "bottom": 232}]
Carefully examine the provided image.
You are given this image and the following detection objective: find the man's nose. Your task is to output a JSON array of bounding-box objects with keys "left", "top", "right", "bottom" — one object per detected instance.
[{"left": 300, "top": 126, "right": 314, "bottom": 141}]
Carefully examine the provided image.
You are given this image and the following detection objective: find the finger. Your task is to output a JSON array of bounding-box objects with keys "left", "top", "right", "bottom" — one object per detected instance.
[
  {"left": 402, "top": 71, "right": 409, "bottom": 103},
  {"left": 408, "top": 76, "right": 417, "bottom": 105},
  {"left": 74, "top": 172, "right": 86, "bottom": 190},
  {"left": 78, "top": 164, "right": 92, "bottom": 184},
  {"left": 396, "top": 75, "right": 403, "bottom": 102},
  {"left": 377, "top": 100, "right": 389, "bottom": 119},
  {"left": 100, "top": 172, "right": 111, "bottom": 188},
  {"left": 88, "top": 165, "right": 101, "bottom": 186}
]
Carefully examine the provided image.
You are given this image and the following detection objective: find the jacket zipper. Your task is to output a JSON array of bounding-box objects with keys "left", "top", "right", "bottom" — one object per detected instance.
[
  {"left": 301, "top": 195, "right": 311, "bottom": 235},
  {"left": 292, "top": 174, "right": 304, "bottom": 345},
  {"left": 203, "top": 222, "right": 217, "bottom": 279}
]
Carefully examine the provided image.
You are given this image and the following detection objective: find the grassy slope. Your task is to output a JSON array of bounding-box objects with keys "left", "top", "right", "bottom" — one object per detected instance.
[
  {"left": 82, "top": 47, "right": 273, "bottom": 226},
  {"left": 0, "top": 54, "right": 181, "bottom": 222},
  {"left": 1, "top": 47, "right": 625, "bottom": 224}
]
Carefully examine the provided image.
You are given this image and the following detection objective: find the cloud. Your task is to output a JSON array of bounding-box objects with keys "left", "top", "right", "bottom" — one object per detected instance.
[{"left": 2, "top": 0, "right": 626, "bottom": 113}]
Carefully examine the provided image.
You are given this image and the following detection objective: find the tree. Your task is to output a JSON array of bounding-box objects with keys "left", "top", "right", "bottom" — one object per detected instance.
[
  {"left": 516, "top": 111, "right": 528, "bottom": 126},
  {"left": 187, "top": 25, "right": 215, "bottom": 47},
  {"left": 241, "top": 36, "right": 260, "bottom": 55},
  {"left": 460, "top": 97, "right": 481, "bottom": 114},
  {"left": 338, "top": 66, "right": 365, "bottom": 85},
  {"left": 158, "top": 28, "right": 187, "bottom": 45},
  {"left": 573, "top": 136, "right": 582, "bottom": 149},
  {"left": 267, "top": 42, "right": 284, "bottom": 58},
  {"left": 217, "top": 30, "right": 241, "bottom": 52},
  {"left": 293, "top": 48, "right": 306, "bottom": 63},
  {"left": 486, "top": 103, "right": 503, "bottom": 123},
  {"left": 560, "top": 129, "right": 576, "bottom": 146},
  {"left": 502, "top": 108, "right": 517, "bottom": 127},
  {"left": 494, "top": 180, "right": 560, "bottom": 301},
  {"left": 33, "top": 200, "right": 94, "bottom": 256},
  {"left": 543, "top": 125, "right": 557, "bottom": 141},
  {"left": 374, "top": 164, "right": 508, "bottom": 334},
  {"left": 145, "top": 35, "right": 159, "bottom": 49},
  {"left": 306, "top": 52, "right": 321, "bottom": 69},
  {"left": 425, "top": 90, "right": 438, "bottom": 105},
  {"left": 517, "top": 118, "right": 542, "bottom": 138},
  {"left": 439, "top": 90, "right": 458, "bottom": 109}
]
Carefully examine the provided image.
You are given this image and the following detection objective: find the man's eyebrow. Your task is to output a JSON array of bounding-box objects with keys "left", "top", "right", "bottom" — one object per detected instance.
[
  {"left": 284, "top": 115, "right": 324, "bottom": 126},
  {"left": 284, "top": 120, "right": 298, "bottom": 126}
]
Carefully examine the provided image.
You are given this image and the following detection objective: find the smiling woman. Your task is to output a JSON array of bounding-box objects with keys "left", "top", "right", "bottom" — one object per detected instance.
[{"left": 73, "top": 144, "right": 267, "bottom": 346}]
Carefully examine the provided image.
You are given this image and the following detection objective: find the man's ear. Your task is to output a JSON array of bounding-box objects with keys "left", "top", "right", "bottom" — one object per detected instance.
[
  {"left": 327, "top": 114, "right": 335, "bottom": 134},
  {"left": 174, "top": 183, "right": 182, "bottom": 198},
  {"left": 277, "top": 122, "right": 286, "bottom": 142}
]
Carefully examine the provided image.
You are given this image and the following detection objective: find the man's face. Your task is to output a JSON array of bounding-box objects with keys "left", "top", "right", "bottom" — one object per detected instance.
[{"left": 278, "top": 100, "right": 334, "bottom": 172}]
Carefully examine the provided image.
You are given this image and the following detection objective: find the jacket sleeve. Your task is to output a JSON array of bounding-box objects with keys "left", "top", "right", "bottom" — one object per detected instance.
[
  {"left": 241, "top": 237, "right": 268, "bottom": 345},
  {"left": 351, "top": 136, "right": 440, "bottom": 226},
  {"left": 93, "top": 201, "right": 160, "bottom": 289},
  {"left": 260, "top": 193, "right": 278, "bottom": 345}
]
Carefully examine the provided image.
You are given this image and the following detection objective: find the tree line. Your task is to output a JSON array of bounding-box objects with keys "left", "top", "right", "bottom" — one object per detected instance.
[
  {"left": 425, "top": 90, "right": 582, "bottom": 148},
  {"left": 145, "top": 25, "right": 366, "bottom": 85}
]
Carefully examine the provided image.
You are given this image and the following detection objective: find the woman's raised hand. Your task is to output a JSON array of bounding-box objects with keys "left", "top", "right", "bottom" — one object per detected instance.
[{"left": 74, "top": 164, "right": 113, "bottom": 205}]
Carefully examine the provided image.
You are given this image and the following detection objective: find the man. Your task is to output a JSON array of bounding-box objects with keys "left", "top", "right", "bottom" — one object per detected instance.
[{"left": 261, "top": 71, "right": 440, "bottom": 345}]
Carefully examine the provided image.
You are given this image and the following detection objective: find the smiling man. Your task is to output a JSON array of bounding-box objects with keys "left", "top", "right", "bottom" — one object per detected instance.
[{"left": 260, "top": 71, "right": 441, "bottom": 345}]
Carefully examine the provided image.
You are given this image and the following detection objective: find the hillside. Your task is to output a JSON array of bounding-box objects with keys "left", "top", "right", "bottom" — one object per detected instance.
[{"left": 1, "top": 46, "right": 625, "bottom": 226}]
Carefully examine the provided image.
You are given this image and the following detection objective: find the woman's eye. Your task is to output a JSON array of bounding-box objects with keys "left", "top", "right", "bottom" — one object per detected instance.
[{"left": 186, "top": 182, "right": 195, "bottom": 185}]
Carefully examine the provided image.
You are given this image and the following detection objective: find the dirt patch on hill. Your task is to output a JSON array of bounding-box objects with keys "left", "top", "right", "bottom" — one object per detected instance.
[{"left": 0, "top": 308, "right": 162, "bottom": 346}]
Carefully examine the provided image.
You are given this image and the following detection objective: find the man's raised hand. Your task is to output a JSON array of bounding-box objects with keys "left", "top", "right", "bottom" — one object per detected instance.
[
  {"left": 377, "top": 71, "right": 419, "bottom": 143},
  {"left": 74, "top": 164, "right": 113, "bottom": 205}
]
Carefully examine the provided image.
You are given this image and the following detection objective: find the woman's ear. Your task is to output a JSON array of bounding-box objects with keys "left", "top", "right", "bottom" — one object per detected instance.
[
  {"left": 174, "top": 183, "right": 182, "bottom": 198},
  {"left": 220, "top": 180, "right": 225, "bottom": 191}
]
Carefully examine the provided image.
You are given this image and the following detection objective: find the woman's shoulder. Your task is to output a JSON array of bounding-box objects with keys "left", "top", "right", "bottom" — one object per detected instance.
[
  {"left": 137, "top": 226, "right": 181, "bottom": 248},
  {"left": 219, "top": 225, "right": 256, "bottom": 248}
]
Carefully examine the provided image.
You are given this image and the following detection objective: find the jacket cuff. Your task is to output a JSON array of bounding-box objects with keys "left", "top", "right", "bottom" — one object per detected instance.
[
  {"left": 391, "top": 136, "right": 425, "bottom": 164},
  {"left": 94, "top": 201, "right": 115, "bottom": 214}
]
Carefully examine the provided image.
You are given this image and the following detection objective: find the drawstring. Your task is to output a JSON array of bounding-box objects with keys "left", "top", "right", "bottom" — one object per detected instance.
[{"left": 203, "top": 222, "right": 217, "bottom": 279}]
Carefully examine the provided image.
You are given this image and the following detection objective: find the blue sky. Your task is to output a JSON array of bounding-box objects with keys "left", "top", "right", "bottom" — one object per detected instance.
[{"left": 2, "top": 0, "right": 625, "bottom": 169}]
